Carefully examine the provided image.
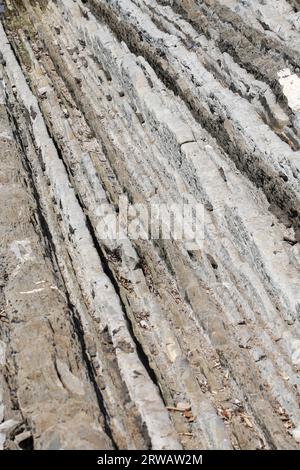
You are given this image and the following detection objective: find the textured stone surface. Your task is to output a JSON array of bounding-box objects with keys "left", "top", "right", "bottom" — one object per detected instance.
[{"left": 0, "top": 0, "right": 300, "bottom": 450}]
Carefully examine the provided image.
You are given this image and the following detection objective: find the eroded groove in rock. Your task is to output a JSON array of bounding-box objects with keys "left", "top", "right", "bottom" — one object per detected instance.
[{"left": 0, "top": 0, "right": 300, "bottom": 450}]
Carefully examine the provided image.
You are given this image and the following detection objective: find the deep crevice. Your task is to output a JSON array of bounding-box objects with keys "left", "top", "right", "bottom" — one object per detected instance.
[{"left": 84, "top": 214, "right": 164, "bottom": 398}]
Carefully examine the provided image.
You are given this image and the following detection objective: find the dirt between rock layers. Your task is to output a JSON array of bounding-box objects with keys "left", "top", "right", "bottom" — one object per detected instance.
[{"left": 0, "top": 0, "right": 300, "bottom": 450}]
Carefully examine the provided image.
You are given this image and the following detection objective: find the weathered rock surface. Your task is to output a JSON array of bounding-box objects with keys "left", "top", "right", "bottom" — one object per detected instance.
[{"left": 0, "top": 0, "right": 300, "bottom": 450}]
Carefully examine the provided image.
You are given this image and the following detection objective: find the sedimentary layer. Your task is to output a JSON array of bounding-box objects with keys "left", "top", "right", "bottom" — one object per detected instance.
[{"left": 0, "top": 0, "right": 300, "bottom": 450}]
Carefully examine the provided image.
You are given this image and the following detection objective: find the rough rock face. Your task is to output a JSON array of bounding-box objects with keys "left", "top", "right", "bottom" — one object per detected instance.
[{"left": 0, "top": 0, "right": 300, "bottom": 450}]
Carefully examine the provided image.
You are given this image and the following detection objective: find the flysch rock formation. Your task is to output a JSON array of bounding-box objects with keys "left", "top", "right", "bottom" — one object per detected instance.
[{"left": 0, "top": 0, "right": 300, "bottom": 450}]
